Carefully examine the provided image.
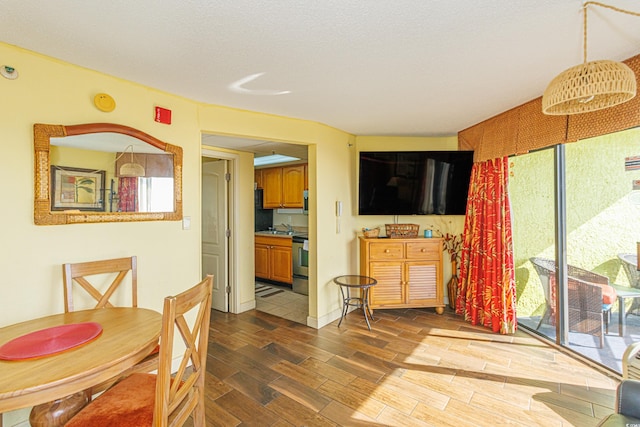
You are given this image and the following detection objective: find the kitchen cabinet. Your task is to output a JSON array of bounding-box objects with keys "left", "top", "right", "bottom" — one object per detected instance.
[
  {"left": 255, "top": 235, "right": 292, "bottom": 284},
  {"left": 254, "top": 169, "right": 263, "bottom": 189},
  {"left": 261, "top": 164, "right": 306, "bottom": 209},
  {"left": 359, "top": 237, "right": 444, "bottom": 314}
]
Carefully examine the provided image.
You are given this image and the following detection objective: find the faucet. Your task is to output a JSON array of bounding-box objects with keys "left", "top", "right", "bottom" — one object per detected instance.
[{"left": 281, "top": 223, "right": 293, "bottom": 233}]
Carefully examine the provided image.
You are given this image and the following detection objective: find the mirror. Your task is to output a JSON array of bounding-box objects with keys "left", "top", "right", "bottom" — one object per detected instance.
[{"left": 34, "top": 123, "right": 182, "bottom": 225}]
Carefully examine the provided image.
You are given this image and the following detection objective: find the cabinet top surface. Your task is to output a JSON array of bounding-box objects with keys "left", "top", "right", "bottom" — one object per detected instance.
[{"left": 359, "top": 236, "right": 443, "bottom": 241}]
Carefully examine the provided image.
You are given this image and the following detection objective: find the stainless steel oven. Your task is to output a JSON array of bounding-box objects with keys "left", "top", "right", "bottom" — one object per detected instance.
[{"left": 292, "top": 236, "right": 309, "bottom": 295}]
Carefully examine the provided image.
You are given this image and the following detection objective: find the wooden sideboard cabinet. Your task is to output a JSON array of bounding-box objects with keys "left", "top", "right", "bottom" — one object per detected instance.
[
  {"left": 359, "top": 236, "right": 445, "bottom": 314},
  {"left": 255, "top": 235, "right": 293, "bottom": 284}
]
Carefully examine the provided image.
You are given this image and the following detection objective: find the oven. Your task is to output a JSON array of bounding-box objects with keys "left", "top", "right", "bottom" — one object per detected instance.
[{"left": 292, "top": 236, "right": 309, "bottom": 295}]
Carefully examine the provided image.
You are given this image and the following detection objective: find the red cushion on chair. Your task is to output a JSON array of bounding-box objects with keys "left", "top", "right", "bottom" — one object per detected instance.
[
  {"left": 598, "top": 284, "right": 617, "bottom": 305},
  {"left": 65, "top": 373, "right": 156, "bottom": 427}
]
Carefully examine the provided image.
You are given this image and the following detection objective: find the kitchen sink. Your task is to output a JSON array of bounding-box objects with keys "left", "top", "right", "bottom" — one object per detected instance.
[{"left": 257, "top": 230, "right": 294, "bottom": 236}]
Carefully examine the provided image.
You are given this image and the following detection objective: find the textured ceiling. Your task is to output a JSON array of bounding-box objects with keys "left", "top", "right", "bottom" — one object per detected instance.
[{"left": 3, "top": 0, "right": 640, "bottom": 142}]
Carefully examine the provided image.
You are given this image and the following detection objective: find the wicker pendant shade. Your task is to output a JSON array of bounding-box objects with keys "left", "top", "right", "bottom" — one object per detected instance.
[
  {"left": 542, "top": 2, "right": 640, "bottom": 115},
  {"left": 542, "top": 60, "right": 636, "bottom": 115},
  {"left": 118, "top": 145, "right": 145, "bottom": 177}
]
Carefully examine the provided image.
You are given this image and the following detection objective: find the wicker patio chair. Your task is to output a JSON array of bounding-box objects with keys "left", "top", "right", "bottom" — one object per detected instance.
[
  {"left": 619, "top": 253, "right": 640, "bottom": 315},
  {"left": 530, "top": 257, "right": 616, "bottom": 348},
  {"left": 568, "top": 276, "right": 608, "bottom": 348},
  {"left": 530, "top": 257, "right": 556, "bottom": 329}
]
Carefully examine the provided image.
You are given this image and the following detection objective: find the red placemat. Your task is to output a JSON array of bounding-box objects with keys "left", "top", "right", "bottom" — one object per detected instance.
[{"left": 0, "top": 322, "right": 103, "bottom": 361}]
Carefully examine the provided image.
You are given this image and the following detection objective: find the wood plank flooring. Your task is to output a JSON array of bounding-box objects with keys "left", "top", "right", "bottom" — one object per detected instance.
[{"left": 199, "top": 307, "right": 619, "bottom": 426}]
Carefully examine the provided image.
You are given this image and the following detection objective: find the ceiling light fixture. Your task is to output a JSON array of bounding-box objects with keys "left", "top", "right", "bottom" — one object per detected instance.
[
  {"left": 254, "top": 154, "right": 300, "bottom": 166},
  {"left": 542, "top": 2, "right": 640, "bottom": 115}
]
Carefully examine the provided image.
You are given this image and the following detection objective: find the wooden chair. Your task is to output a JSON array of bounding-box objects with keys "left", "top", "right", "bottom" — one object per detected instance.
[
  {"left": 63, "top": 256, "right": 138, "bottom": 312},
  {"left": 61, "top": 256, "right": 159, "bottom": 373},
  {"left": 66, "top": 275, "right": 213, "bottom": 427},
  {"left": 30, "top": 256, "right": 157, "bottom": 427}
]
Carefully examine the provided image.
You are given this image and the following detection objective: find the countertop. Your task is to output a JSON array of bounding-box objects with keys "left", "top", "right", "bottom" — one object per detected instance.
[{"left": 255, "top": 230, "right": 308, "bottom": 239}]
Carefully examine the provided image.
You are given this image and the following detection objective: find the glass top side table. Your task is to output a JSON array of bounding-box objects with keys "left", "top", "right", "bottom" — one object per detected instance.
[{"left": 332, "top": 275, "right": 377, "bottom": 330}]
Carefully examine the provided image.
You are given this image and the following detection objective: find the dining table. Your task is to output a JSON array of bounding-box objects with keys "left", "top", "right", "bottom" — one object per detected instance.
[{"left": 0, "top": 307, "right": 162, "bottom": 418}]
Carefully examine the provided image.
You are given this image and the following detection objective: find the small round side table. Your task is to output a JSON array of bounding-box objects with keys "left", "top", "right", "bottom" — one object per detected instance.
[{"left": 333, "top": 275, "right": 377, "bottom": 330}]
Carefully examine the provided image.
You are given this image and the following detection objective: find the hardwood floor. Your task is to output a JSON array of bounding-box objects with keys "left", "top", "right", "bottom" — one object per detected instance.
[{"left": 201, "top": 307, "right": 619, "bottom": 426}]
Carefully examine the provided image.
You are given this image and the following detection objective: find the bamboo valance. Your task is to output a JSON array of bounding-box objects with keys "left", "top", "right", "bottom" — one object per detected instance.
[{"left": 460, "top": 52, "right": 640, "bottom": 162}]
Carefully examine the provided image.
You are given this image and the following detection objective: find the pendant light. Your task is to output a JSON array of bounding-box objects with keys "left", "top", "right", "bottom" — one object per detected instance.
[
  {"left": 119, "top": 145, "right": 145, "bottom": 177},
  {"left": 542, "top": 2, "right": 640, "bottom": 115}
]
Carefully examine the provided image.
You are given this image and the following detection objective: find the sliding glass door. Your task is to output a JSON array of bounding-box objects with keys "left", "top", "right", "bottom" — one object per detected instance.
[
  {"left": 512, "top": 127, "right": 640, "bottom": 373},
  {"left": 511, "top": 147, "right": 557, "bottom": 343}
]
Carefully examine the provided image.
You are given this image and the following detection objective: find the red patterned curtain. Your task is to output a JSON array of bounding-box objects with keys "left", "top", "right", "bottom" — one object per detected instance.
[
  {"left": 118, "top": 177, "right": 138, "bottom": 212},
  {"left": 455, "top": 157, "right": 517, "bottom": 334}
]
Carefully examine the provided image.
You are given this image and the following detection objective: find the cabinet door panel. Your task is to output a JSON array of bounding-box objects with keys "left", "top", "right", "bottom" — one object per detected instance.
[
  {"left": 254, "top": 169, "right": 263, "bottom": 189},
  {"left": 406, "top": 261, "right": 439, "bottom": 304},
  {"left": 270, "top": 245, "right": 292, "bottom": 284},
  {"left": 255, "top": 244, "right": 270, "bottom": 280},
  {"left": 282, "top": 165, "right": 304, "bottom": 207},
  {"left": 263, "top": 168, "right": 283, "bottom": 208},
  {"left": 369, "top": 262, "right": 404, "bottom": 306}
]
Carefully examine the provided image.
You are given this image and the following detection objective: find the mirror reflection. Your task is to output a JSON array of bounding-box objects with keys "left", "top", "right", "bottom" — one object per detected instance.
[
  {"left": 50, "top": 133, "right": 174, "bottom": 213},
  {"left": 34, "top": 123, "right": 183, "bottom": 225}
]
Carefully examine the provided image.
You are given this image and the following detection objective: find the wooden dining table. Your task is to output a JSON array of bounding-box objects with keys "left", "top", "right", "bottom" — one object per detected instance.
[{"left": 0, "top": 307, "right": 161, "bottom": 416}]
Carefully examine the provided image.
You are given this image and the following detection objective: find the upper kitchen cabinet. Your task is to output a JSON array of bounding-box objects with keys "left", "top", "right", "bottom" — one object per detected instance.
[
  {"left": 262, "top": 164, "right": 306, "bottom": 209},
  {"left": 254, "top": 169, "right": 263, "bottom": 189}
]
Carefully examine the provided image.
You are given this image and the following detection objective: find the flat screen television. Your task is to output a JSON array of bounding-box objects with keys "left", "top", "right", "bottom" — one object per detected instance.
[{"left": 358, "top": 151, "right": 473, "bottom": 215}]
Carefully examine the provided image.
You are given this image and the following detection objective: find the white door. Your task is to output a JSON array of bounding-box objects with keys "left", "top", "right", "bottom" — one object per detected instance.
[{"left": 202, "top": 158, "right": 228, "bottom": 312}]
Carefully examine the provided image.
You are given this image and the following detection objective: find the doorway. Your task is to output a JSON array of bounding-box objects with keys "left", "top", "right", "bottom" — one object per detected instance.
[
  {"left": 201, "top": 156, "right": 229, "bottom": 312},
  {"left": 200, "top": 134, "right": 310, "bottom": 323}
]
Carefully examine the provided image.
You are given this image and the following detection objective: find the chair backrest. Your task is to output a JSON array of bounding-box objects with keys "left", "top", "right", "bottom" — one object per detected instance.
[
  {"left": 154, "top": 275, "right": 213, "bottom": 426},
  {"left": 63, "top": 256, "right": 137, "bottom": 313},
  {"left": 567, "top": 263, "right": 609, "bottom": 286},
  {"left": 530, "top": 257, "right": 555, "bottom": 301},
  {"left": 567, "top": 277, "right": 604, "bottom": 341},
  {"left": 619, "top": 253, "right": 640, "bottom": 289}
]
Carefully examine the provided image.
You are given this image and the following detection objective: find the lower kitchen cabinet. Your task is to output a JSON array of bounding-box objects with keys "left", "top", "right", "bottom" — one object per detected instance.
[
  {"left": 255, "top": 235, "right": 292, "bottom": 284},
  {"left": 359, "top": 236, "right": 444, "bottom": 314}
]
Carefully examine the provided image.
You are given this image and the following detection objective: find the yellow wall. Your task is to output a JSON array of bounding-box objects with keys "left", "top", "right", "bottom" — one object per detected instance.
[
  {"left": 0, "top": 42, "right": 463, "bottom": 332},
  {"left": 0, "top": 43, "right": 198, "bottom": 330},
  {"left": 353, "top": 135, "right": 466, "bottom": 301},
  {"left": 1, "top": 41, "right": 465, "bottom": 423},
  {"left": 0, "top": 42, "right": 361, "bottom": 333}
]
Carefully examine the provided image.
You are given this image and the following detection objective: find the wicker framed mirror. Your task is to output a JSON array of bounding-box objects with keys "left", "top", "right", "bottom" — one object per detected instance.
[{"left": 34, "top": 123, "right": 183, "bottom": 225}]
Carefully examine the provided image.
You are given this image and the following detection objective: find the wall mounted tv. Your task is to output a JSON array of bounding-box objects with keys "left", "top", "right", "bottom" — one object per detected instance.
[{"left": 358, "top": 151, "right": 474, "bottom": 215}]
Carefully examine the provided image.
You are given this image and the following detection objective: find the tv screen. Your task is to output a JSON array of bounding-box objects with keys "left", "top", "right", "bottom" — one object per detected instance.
[{"left": 358, "top": 151, "right": 473, "bottom": 215}]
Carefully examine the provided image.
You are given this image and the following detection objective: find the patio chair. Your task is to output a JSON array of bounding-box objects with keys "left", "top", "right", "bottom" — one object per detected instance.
[
  {"left": 530, "top": 257, "right": 556, "bottom": 329},
  {"left": 530, "top": 257, "right": 616, "bottom": 348},
  {"left": 619, "top": 253, "right": 640, "bottom": 315},
  {"left": 568, "top": 276, "right": 608, "bottom": 348}
]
